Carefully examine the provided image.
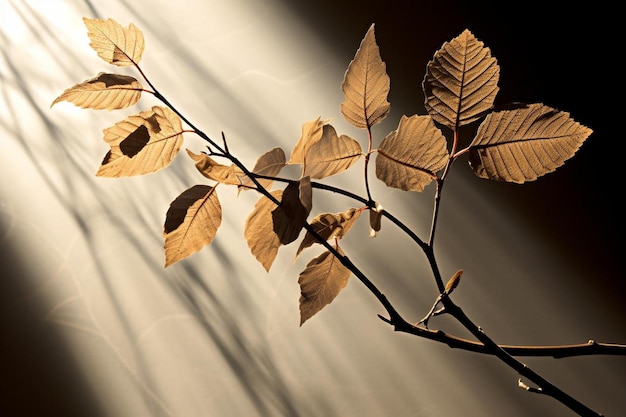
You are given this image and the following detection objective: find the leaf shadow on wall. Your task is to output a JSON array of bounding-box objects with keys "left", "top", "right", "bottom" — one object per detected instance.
[{"left": 1, "top": 2, "right": 323, "bottom": 416}]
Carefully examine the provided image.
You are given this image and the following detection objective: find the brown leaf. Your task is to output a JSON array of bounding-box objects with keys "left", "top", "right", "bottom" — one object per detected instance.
[
  {"left": 296, "top": 208, "right": 361, "bottom": 258},
  {"left": 423, "top": 29, "right": 500, "bottom": 130},
  {"left": 303, "top": 124, "right": 362, "bottom": 179},
  {"left": 368, "top": 202, "right": 383, "bottom": 237},
  {"left": 51, "top": 72, "right": 142, "bottom": 110},
  {"left": 163, "top": 185, "right": 222, "bottom": 267},
  {"left": 96, "top": 106, "right": 184, "bottom": 177},
  {"left": 376, "top": 115, "right": 449, "bottom": 192},
  {"left": 468, "top": 103, "right": 593, "bottom": 183},
  {"left": 341, "top": 24, "right": 390, "bottom": 129},
  {"left": 239, "top": 147, "right": 286, "bottom": 191},
  {"left": 187, "top": 149, "right": 244, "bottom": 185},
  {"left": 244, "top": 190, "right": 283, "bottom": 272},
  {"left": 272, "top": 179, "right": 312, "bottom": 245},
  {"left": 288, "top": 117, "right": 327, "bottom": 165},
  {"left": 298, "top": 176, "right": 313, "bottom": 213},
  {"left": 83, "top": 17, "right": 145, "bottom": 66},
  {"left": 299, "top": 247, "right": 351, "bottom": 326}
]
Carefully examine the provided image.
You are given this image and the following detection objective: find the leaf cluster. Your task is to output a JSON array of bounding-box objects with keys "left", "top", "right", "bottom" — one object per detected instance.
[{"left": 52, "top": 19, "right": 592, "bottom": 327}]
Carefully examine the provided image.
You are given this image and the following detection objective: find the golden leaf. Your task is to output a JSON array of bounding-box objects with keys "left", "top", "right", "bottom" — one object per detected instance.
[
  {"left": 296, "top": 208, "right": 361, "bottom": 258},
  {"left": 83, "top": 17, "right": 145, "bottom": 66},
  {"left": 468, "top": 103, "right": 593, "bottom": 183},
  {"left": 376, "top": 115, "right": 449, "bottom": 192},
  {"left": 244, "top": 190, "right": 283, "bottom": 272},
  {"left": 187, "top": 149, "right": 244, "bottom": 185},
  {"left": 96, "top": 106, "right": 184, "bottom": 177},
  {"left": 423, "top": 29, "right": 500, "bottom": 130},
  {"left": 299, "top": 247, "right": 351, "bottom": 326},
  {"left": 163, "top": 185, "right": 222, "bottom": 267},
  {"left": 272, "top": 179, "right": 312, "bottom": 245},
  {"left": 288, "top": 117, "right": 327, "bottom": 165},
  {"left": 51, "top": 72, "right": 142, "bottom": 111},
  {"left": 444, "top": 269, "right": 463, "bottom": 295},
  {"left": 303, "top": 124, "right": 362, "bottom": 179},
  {"left": 341, "top": 24, "right": 390, "bottom": 129},
  {"left": 239, "top": 147, "right": 286, "bottom": 191}
]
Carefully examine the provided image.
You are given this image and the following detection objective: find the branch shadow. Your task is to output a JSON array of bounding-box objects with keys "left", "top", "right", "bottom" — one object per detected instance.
[{"left": 1, "top": 2, "right": 334, "bottom": 416}]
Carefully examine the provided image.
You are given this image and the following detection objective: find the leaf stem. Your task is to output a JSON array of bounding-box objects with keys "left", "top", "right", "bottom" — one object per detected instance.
[
  {"left": 253, "top": 174, "right": 429, "bottom": 252},
  {"left": 364, "top": 126, "right": 374, "bottom": 202},
  {"left": 134, "top": 63, "right": 225, "bottom": 154}
]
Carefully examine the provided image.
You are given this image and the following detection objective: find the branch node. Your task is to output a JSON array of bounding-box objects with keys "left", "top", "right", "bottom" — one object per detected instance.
[{"left": 518, "top": 378, "right": 543, "bottom": 394}]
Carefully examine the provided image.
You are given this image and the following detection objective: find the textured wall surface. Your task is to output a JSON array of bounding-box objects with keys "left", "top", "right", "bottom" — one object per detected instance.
[{"left": 1, "top": 1, "right": 623, "bottom": 416}]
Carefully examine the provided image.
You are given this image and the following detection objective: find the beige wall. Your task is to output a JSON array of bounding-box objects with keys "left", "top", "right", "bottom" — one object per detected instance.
[{"left": 1, "top": 1, "right": 623, "bottom": 416}]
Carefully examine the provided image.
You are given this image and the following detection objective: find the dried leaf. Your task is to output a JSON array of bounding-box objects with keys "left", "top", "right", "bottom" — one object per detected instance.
[
  {"left": 289, "top": 117, "right": 327, "bottom": 165},
  {"left": 376, "top": 115, "right": 449, "bottom": 192},
  {"left": 341, "top": 24, "right": 390, "bottom": 129},
  {"left": 468, "top": 103, "right": 593, "bottom": 183},
  {"left": 303, "top": 124, "right": 362, "bottom": 179},
  {"left": 83, "top": 17, "right": 145, "bottom": 66},
  {"left": 444, "top": 269, "right": 463, "bottom": 295},
  {"left": 163, "top": 185, "right": 222, "bottom": 267},
  {"left": 187, "top": 149, "right": 244, "bottom": 185},
  {"left": 423, "top": 29, "right": 500, "bottom": 130},
  {"left": 298, "top": 176, "right": 313, "bottom": 213},
  {"left": 272, "top": 179, "right": 312, "bottom": 245},
  {"left": 245, "top": 190, "right": 283, "bottom": 272},
  {"left": 96, "top": 106, "right": 184, "bottom": 177},
  {"left": 239, "top": 147, "right": 286, "bottom": 191},
  {"left": 369, "top": 202, "right": 383, "bottom": 237},
  {"left": 51, "top": 72, "right": 142, "bottom": 110},
  {"left": 296, "top": 208, "right": 361, "bottom": 258},
  {"left": 299, "top": 247, "right": 351, "bottom": 326}
]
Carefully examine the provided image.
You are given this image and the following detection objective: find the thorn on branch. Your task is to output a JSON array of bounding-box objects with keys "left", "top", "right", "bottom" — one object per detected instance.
[
  {"left": 203, "top": 145, "right": 219, "bottom": 157},
  {"left": 378, "top": 314, "right": 393, "bottom": 325}
]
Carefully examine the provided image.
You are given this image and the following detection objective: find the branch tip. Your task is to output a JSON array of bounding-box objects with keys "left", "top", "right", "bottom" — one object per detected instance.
[
  {"left": 377, "top": 314, "right": 392, "bottom": 325},
  {"left": 221, "top": 131, "right": 229, "bottom": 153}
]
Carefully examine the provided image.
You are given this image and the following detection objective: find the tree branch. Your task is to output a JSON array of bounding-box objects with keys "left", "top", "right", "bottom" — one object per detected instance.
[{"left": 136, "top": 61, "right": 611, "bottom": 417}]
